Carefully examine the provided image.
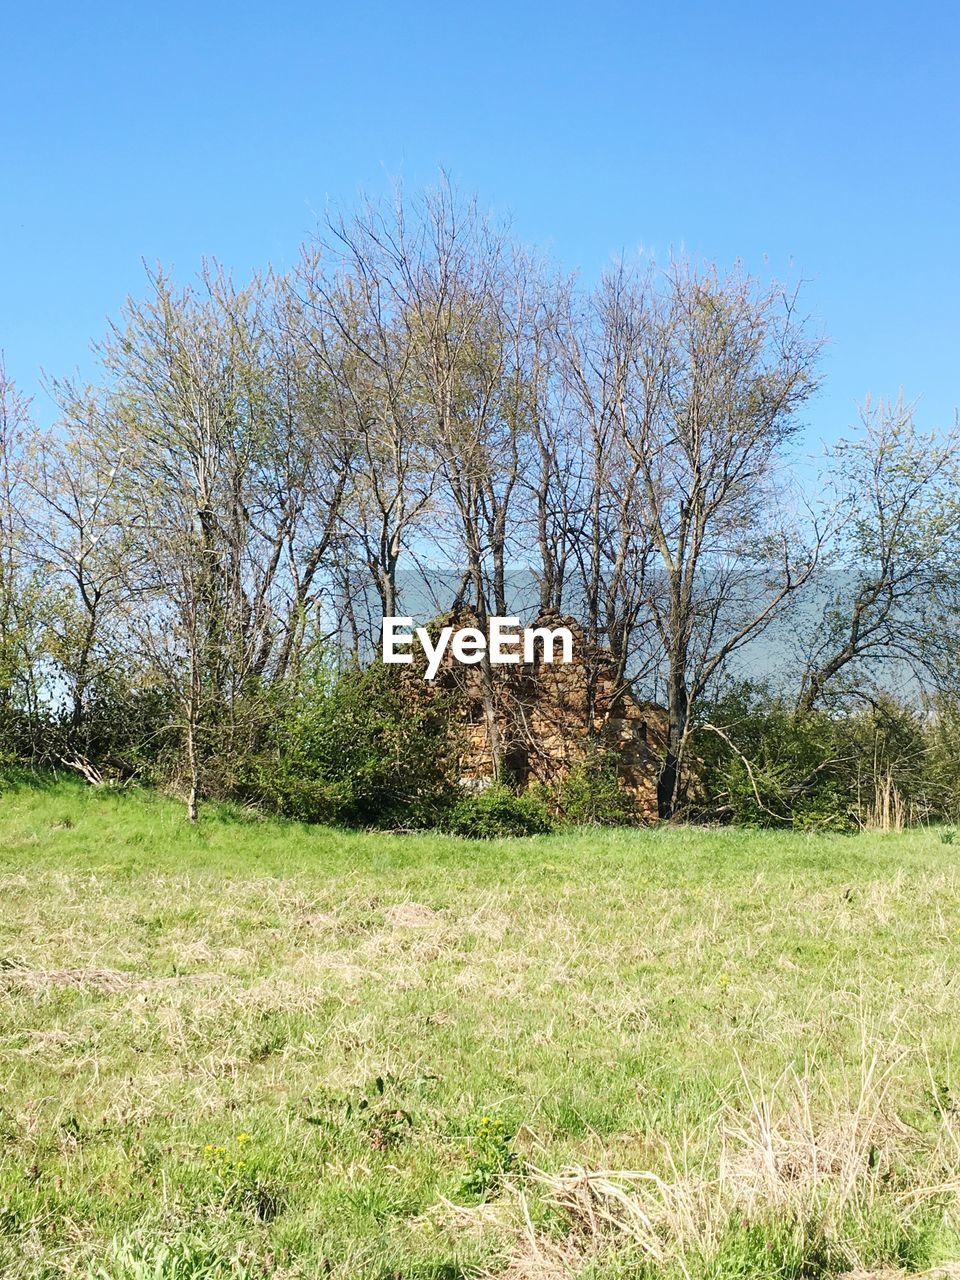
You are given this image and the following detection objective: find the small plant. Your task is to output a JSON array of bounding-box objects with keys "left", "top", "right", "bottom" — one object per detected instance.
[
  {"left": 85, "top": 1236, "right": 256, "bottom": 1279},
  {"left": 202, "top": 1134, "right": 284, "bottom": 1222},
  {"left": 559, "top": 749, "right": 636, "bottom": 825},
  {"left": 931, "top": 1074, "right": 958, "bottom": 1115},
  {"left": 460, "top": 1114, "right": 516, "bottom": 1199},
  {"left": 941, "top": 829, "right": 956, "bottom": 845},
  {"left": 347, "top": 1077, "right": 414, "bottom": 1151},
  {"left": 448, "top": 784, "right": 552, "bottom": 838},
  {"left": 303, "top": 1076, "right": 414, "bottom": 1152}
]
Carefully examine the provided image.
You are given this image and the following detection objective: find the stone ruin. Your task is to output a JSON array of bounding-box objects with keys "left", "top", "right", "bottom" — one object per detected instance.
[{"left": 432, "top": 612, "right": 667, "bottom": 823}]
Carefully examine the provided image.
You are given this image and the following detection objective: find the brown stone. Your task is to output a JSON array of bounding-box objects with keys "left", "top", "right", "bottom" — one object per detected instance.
[{"left": 428, "top": 611, "right": 666, "bottom": 823}]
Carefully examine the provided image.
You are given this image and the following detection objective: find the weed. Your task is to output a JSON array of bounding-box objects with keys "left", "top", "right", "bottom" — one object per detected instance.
[
  {"left": 460, "top": 1115, "right": 516, "bottom": 1200},
  {"left": 85, "top": 1237, "right": 257, "bottom": 1279},
  {"left": 202, "top": 1135, "right": 284, "bottom": 1222}
]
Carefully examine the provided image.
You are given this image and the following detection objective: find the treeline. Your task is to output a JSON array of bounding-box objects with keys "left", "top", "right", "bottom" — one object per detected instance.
[{"left": 2, "top": 181, "right": 959, "bottom": 827}]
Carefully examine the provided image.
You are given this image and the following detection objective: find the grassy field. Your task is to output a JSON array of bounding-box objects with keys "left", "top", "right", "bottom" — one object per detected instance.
[{"left": 2, "top": 776, "right": 960, "bottom": 1279}]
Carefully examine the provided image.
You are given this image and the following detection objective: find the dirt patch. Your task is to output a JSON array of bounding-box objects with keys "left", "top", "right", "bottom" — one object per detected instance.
[
  {"left": 501, "top": 1238, "right": 582, "bottom": 1278},
  {"left": 384, "top": 902, "right": 441, "bottom": 928},
  {"left": 0, "top": 963, "right": 228, "bottom": 993},
  {"left": 300, "top": 911, "right": 337, "bottom": 928}
]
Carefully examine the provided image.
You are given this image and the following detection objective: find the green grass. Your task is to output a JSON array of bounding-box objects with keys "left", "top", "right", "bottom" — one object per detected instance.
[{"left": 2, "top": 773, "right": 960, "bottom": 1278}]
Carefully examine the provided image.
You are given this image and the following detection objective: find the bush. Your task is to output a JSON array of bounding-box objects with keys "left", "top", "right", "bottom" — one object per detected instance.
[
  {"left": 693, "top": 682, "right": 947, "bottom": 830},
  {"left": 447, "top": 783, "right": 553, "bottom": 838},
  {"left": 558, "top": 748, "right": 636, "bottom": 825},
  {"left": 0, "top": 668, "right": 175, "bottom": 783},
  {"left": 239, "top": 660, "right": 460, "bottom": 829},
  {"left": 693, "top": 682, "right": 853, "bottom": 829},
  {"left": 910, "top": 692, "right": 960, "bottom": 823},
  {"left": 844, "top": 694, "right": 937, "bottom": 827}
]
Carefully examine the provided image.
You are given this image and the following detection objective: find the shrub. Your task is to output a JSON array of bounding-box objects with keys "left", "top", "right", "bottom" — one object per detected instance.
[
  {"left": 693, "top": 682, "right": 949, "bottom": 830},
  {"left": 247, "top": 773, "right": 350, "bottom": 826},
  {"left": 0, "top": 668, "right": 175, "bottom": 784},
  {"left": 239, "top": 660, "right": 460, "bottom": 829},
  {"left": 917, "top": 692, "right": 960, "bottom": 823},
  {"left": 447, "top": 783, "right": 553, "bottom": 838},
  {"left": 843, "top": 695, "right": 935, "bottom": 829},
  {"left": 693, "top": 682, "right": 853, "bottom": 829},
  {"left": 559, "top": 748, "right": 636, "bottom": 825}
]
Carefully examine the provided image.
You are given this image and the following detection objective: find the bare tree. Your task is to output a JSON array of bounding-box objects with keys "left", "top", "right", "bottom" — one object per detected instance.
[
  {"left": 88, "top": 265, "right": 348, "bottom": 816},
  {"left": 555, "top": 272, "right": 659, "bottom": 720},
  {"left": 250, "top": 274, "right": 352, "bottom": 680},
  {"left": 0, "top": 360, "right": 42, "bottom": 741},
  {"left": 25, "top": 384, "right": 132, "bottom": 756},
  {"left": 594, "top": 258, "right": 824, "bottom": 817},
  {"left": 297, "top": 222, "right": 439, "bottom": 629},
  {"left": 401, "top": 184, "right": 547, "bottom": 775},
  {"left": 317, "top": 183, "right": 554, "bottom": 774},
  {"left": 797, "top": 397, "right": 960, "bottom": 713}
]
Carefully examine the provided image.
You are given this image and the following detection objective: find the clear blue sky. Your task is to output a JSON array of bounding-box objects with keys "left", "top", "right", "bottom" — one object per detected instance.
[{"left": 3, "top": 1, "right": 958, "bottom": 451}]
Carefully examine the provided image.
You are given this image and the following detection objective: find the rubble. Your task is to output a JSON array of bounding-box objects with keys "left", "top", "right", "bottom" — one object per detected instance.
[{"left": 432, "top": 611, "right": 666, "bottom": 823}]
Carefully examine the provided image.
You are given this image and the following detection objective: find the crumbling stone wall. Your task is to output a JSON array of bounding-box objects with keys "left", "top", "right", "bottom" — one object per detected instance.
[{"left": 435, "top": 612, "right": 666, "bottom": 823}]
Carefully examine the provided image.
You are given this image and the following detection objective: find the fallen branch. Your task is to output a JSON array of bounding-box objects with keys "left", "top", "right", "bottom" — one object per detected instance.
[
  {"left": 60, "top": 755, "right": 105, "bottom": 786},
  {"left": 700, "top": 723, "right": 785, "bottom": 820}
]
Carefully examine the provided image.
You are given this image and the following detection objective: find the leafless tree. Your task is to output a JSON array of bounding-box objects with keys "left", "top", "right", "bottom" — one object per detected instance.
[
  {"left": 297, "top": 220, "right": 440, "bottom": 629},
  {"left": 555, "top": 272, "right": 659, "bottom": 720},
  {"left": 400, "top": 184, "right": 548, "bottom": 774},
  {"left": 315, "top": 182, "right": 554, "bottom": 774},
  {"left": 797, "top": 396, "right": 960, "bottom": 713},
  {"left": 0, "top": 360, "right": 41, "bottom": 737},
  {"left": 86, "top": 265, "right": 348, "bottom": 816},
  {"left": 25, "top": 384, "right": 132, "bottom": 753},
  {"left": 591, "top": 258, "right": 825, "bottom": 816}
]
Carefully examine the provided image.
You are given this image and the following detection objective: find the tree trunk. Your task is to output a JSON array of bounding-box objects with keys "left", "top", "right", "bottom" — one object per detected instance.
[
  {"left": 478, "top": 650, "right": 503, "bottom": 782},
  {"left": 658, "top": 666, "right": 688, "bottom": 819},
  {"left": 185, "top": 720, "right": 199, "bottom": 823},
  {"left": 185, "top": 670, "right": 200, "bottom": 823}
]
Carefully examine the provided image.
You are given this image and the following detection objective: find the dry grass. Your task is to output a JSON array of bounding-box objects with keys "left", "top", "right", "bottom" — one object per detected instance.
[
  {"left": 510, "top": 1033, "right": 960, "bottom": 1278},
  {"left": 1, "top": 779, "right": 960, "bottom": 1277}
]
